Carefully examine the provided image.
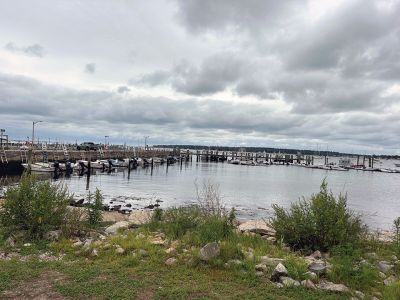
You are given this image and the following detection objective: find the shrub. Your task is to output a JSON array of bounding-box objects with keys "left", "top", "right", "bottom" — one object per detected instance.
[
  {"left": 394, "top": 217, "right": 400, "bottom": 249},
  {"left": 271, "top": 181, "right": 367, "bottom": 252},
  {"left": 195, "top": 179, "right": 226, "bottom": 217},
  {"left": 0, "top": 173, "right": 71, "bottom": 239},
  {"left": 87, "top": 188, "right": 103, "bottom": 226}
]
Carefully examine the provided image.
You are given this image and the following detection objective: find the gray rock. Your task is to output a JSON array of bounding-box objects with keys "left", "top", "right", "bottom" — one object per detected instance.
[
  {"left": 354, "top": 290, "right": 365, "bottom": 299},
  {"left": 383, "top": 275, "right": 397, "bottom": 286},
  {"left": 317, "top": 281, "right": 349, "bottom": 293},
  {"left": 378, "top": 271, "right": 386, "bottom": 279},
  {"left": 199, "top": 242, "right": 220, "bottom": 261},
  {"left": 5, "top": 236, "right": 16, "bottom": 248},
  {"left": 165, "top": 257, "right": 177, "bottom": 266},
  {"left": 115, "top": 247, "right": 125, "bottom": 254},
  {"left": 271, "top": 263, "right": 288, "bottom": 282},
  {"left": 44, "top": 230, "right": 61, "bottom": 241},
  {"left": 255, "top": 264, "right": 267, "bottom": 272},
  {"left": 165, "top": 247, "right": 176, "bottom": 255},
  {"left": 274, "top": 283, "right": 284, "bottom": 288},
  {"left": 310, "top": 250, "right": 322, "bottom": 259},
  {"left": 260, "top": 256, "right": 284, "bottom": 266},
  {"left": 391, "top": 255, "right": 398, "bottom": 261},
  {"left": 309, "top": 261, "right": 327, "bottom": 275},
  {"left": 105, "top": 221, "right": 130, "bottom": 235},
  {"left": 301, "top": 279, "right": 316, "bottom": 289},
  {"left": 73, "top": 241, "right": 83, "bottom": 247},
  {"left": 377, "top": 261, "right": 394, "bottom": 274},
  {"left": 255, "top": 271, "right": 264, "bottom": 277},
  {"left": 280, "top": 276, "right": 300, "bottom": 287},
  {"left": 91, "top": 249, "right": 99, "bottom": 257}
]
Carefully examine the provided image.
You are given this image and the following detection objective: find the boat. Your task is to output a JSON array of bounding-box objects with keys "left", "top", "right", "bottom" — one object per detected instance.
[
  {"left": 22, "top": 162, "right": 55, "bottom": 172},
  {"left": 379, "top": 168, "right": 398, "bottom": 173},
  {"left": 228, "top": 158, "right": 240, "bottom": 165},
  {"left": 240, "top": 160, "right": 256, "bottom": 166}
]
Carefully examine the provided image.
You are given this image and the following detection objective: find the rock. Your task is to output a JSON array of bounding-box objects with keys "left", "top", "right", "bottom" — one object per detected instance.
[
  {"left": 301, "top": 279, "right": 316, "bottom": 289},
  {"left": 274, "top": 282, "right": 284, "bottom": 288},
  {"left": 391, "top": 255, "right": 398, "bottom": 261},
  {"left": 310, "top": 250, "right": 322, "bottom": 259},
  {"left": 105, "top": 221, "right": 130, "bottom": 235},
  {"left": 377, "top": 261, "right": 393, "bottom": 274},
  {"left": 378, "top": 271, "right": 386, "bottom": 279},
  {"left": 317, "top": 281, "right": 349, "bottom": 293},
  {"left": 303, "top": 271, "right": 317, "bottom": 281},
  {"left": 280, "top": 276, "right": 300, "bottom": 287},
  {"left": 270, "top": 263, "right": 288, "bottom": 282},
  {"left": 170, "top": 240, "right": 180, "bottom": 248},
  {"left": 371, "top": 297, "right": 380, "bottom": 300},
  {"left": 309, "top": 260, "right": 327, "bottom": 275},
  {"left": 23, "top": 243, "right": 32, "bottom": 247},
  {"left": 383, "top": 275, "right": 397, "bottom": 286},
  {"left": 255, "top": 271, "right": 264, "bottom": 277},
  {"left": 44, "top": 230, "right": 61, "bottom": 241},
  {"left": 5, "top": 236, "right": 16, "bottom": 248},
  {"left": 150, "top": 237, "right": 166, "bottom": 246},
  {"left": 165, "top": 248, "right": 176, "bottom": 255},
  {"left": 115, "top": 247, "right": 125, "bottom": 254},
  {"left": 255, "top": 264, "right": 267, "bottom": 272},
  {"left": 91, "top": 249, "right": 99, "bottom": 257},
  {"left": 354, "top": 290, "right": 365, "bottom": 299},
  {"left": 73, "top": 241, "right": 83, "bottom": 247},
  {"left": 165, "top": 257, "right": 177, "bottom": 266},
  {"left": 260, "top": 256, "right": 284, "bottom": 266},
  {"left": 359, "top": 259, "right": 369, "bottom": 266},
  {"left": 237, "top": 220, "right": 276, "bottom": 236},
  {"left": 127, "top": 210, "right": 153, "bottom": 225},
  {"left": 83, "top": 239, "right": 93, "bottom": 248},
  {"left": 199, "top": 242, "right": 220, "bottom": 261}
]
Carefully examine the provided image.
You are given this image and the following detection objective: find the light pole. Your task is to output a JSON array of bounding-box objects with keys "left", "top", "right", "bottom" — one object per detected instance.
[
  {"left": 32, "top": 121, "right": 43, "bottom": 149},
  {"left": 144, "top": 136, "right": 149, "bottom": 151},
  {"left": 104, "top": 135, "right": 109, "bottom": 148}
]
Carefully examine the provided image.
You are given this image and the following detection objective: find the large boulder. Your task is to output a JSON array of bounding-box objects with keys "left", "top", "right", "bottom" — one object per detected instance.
[
  {"left": 271, "top": 263, "right": 288, "bottom": 282},
  {"left": 199, "top": 242, "right": 220, "bottom": 261},
  {"left": 105, "top": 221, "right": 130, "bottom": 235},
  {"left": 237, "top": 220, "right": 275, "bottom": 236}
]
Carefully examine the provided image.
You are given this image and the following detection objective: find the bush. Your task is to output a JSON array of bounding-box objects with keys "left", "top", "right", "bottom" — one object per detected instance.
[
  {"left": 271, "top": 181, "right": 367, "bottom": 252},
  {"left": 0, "top": 173, "right": 71, "bottom": 239},
  {"left": 87, "top": 188, "right": 103, "bottom": 226}
]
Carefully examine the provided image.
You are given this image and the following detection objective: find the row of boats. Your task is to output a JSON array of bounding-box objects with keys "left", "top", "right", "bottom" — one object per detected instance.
[
  {"left": 227, "top": 159, "right": 400, "bottom": 173},
  {"left": 22, "top": 157, "right": 174, "bottom": 173}
]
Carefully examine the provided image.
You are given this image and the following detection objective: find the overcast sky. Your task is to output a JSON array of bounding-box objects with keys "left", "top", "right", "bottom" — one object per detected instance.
[{"left": 0, "top": 0, "right": 399, "bottom": 154}]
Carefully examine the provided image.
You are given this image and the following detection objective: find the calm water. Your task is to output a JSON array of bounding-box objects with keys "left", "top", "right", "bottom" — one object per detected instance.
[{"left": 56, "top": 157, "right": 400, "bottom": 230}]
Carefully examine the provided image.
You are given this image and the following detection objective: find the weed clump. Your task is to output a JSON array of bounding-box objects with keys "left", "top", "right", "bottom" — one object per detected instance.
[
  {"left": 271, "top": 181, "right": 367, "bottom": 252},
  {"left": 0, "top": 173, "right": 71, "bottom": 239}
]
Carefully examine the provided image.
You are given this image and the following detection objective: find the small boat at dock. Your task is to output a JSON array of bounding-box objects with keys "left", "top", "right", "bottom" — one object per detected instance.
[{"left": 22, "top": 162, "right": 55, "bottom": 172}]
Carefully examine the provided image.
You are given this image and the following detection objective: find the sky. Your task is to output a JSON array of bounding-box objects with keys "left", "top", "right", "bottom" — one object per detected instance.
[{"left": 0, "top": 0, "right": 399, "bottom": 154}]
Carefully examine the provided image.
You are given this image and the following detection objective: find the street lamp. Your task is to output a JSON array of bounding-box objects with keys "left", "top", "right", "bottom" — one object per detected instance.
[
  {"left": 104, "top": 135, "right": 109, "bottom": 147},
  {"left": 32, "top": 121, "right": 43, "bottom": 148},
  {"left": 144, "top": 136, "right": 149, "bottom": 150}
]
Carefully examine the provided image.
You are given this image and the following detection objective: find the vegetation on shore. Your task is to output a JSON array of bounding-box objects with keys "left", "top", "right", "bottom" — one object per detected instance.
[{"left": 0, "top": 175, "right": 399, "bottom": 299}]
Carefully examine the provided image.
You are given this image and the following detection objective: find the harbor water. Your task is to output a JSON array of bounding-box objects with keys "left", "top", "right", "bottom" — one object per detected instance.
[{"left": 54, "top": 157, "right": 400, "bottom": 230}]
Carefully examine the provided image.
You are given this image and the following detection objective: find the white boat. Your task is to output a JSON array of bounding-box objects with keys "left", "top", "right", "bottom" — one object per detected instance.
[
  {"left": 22, "top": 163, "right": 55, "bottom": 172},
  {"left": 228, "top": 158, "right": 240, "bottom": 165},
  {"left": 380, "top": 168, "right": 398, "bottom": 173},
  {"left": 240, "top": 160, "right": 256, "bottom": 166},
  {"left": 330, "top": 166, "right": 348, "bottom": 171}
]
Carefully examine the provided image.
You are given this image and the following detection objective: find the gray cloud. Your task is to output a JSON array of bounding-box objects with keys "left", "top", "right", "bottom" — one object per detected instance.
[
  {"left": 5, "top": 42, "right": 45, "bottom": 57},
  {"left": 84, "top": 63, "right": 96, "bottom": 74},
  {"left": 117, "top": 86, "right": 130, "bottom": 93},
  {"left": 1, "top": 72, "right": 399, "bottom": 153}
]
